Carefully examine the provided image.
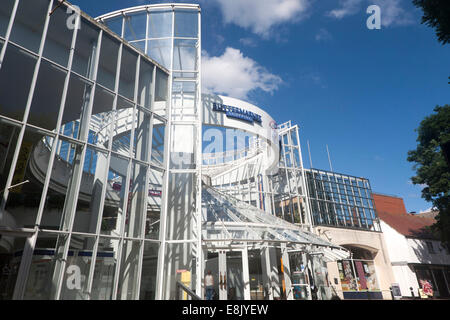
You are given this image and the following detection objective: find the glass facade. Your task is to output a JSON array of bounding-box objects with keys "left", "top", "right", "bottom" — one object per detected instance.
[
  {"left": 306, "top": 168, "right": 381, "bottom": 231},
  {"left": 0, "top": 0, "right": 169, "bottom": 300},
  {"left": 99, "top": 3, "right": 203, "bottom": 300},
  {"left": 209, "top": 122, "right": 312, "bottom": 228}
]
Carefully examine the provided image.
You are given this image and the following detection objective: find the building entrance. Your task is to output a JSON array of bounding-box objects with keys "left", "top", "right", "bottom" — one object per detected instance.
[{"left": 205, "top": 250, "right": 247, "bottom": 300}]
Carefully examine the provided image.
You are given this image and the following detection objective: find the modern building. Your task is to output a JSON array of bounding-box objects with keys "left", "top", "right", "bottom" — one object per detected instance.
[
  {"left": 374, "top": 193, "right": 450, "bottom": 299},
  {"left": 0, "top": 0, "right": 351, "bottom": 300},
  {"left": 304, "top": 168, "right": 396, "bottom": 299}
]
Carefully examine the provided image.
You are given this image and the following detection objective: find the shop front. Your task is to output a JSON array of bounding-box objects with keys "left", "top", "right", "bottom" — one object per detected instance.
[
  {"left": 337, "top": 246, "right": 382, "bottom": 299},
  {"left": 413, "top": 264, "right": 450, "bottom": 299}
]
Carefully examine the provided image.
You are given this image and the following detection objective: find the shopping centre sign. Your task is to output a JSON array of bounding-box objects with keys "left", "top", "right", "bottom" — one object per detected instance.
[{"left": 212, "top": 102, "right": 262, "bottom": 125}]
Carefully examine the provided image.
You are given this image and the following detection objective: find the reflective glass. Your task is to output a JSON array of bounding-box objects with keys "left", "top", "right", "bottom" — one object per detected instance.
[
  {"left": 9, "top": 0, "right": 48, "bottom": 53},
  {"left": 104, "top": 16, "right": 123, "bottom": 37},
  {"left": 100, "top": 153, "right": 129, "bottom": 236},
  {"left": 43, "top": 5, "right": 74, "bottom": 68},
  {"left": 28, "top": 60, "right": 67, "bottom": 131},
  {"left": 174, "top": 10, "right": 198, "bottom": 38},
  {"left": 147, "top": 39, "right": 172, "bottom": 69},
  {"left": 117, "top": 240, "right": 141, "bottom": 300},
  {"left": 124, "top": 13, "right": 147, "bottom": 41},
  {"left": 0, "top": 234, "right": 26, "bottom": 300},
  {"left": 0, "top": 44, "right": 37, "bottom": 122},
  {"left": 91, "top": 237, "right": 117, "bottom": 299},
  {"left": 97, "top": 33, "right": 120, "bottom": 91},
  {"left": 140, "top": 242, "right": 159, "bottom": 299},
  {"left": 72, "top": 147, "right": 109, "bottom": 233},
  {"left": 0, "top": 0, "right": 15, "bottom": 38},
  {"left": 72, "top": 19, "right": 100, "bottom": 79},
  {"left": 4, "top": 127, "right": 55, "bottom": 228},
  {"left": 148, "top": 10, "right": 172, "bottom": 38},
  {"left": 60, "top": 235, "right": 96, "bottom": 300},
  {"left": 138, "top": 60, "right": 154, "bottom": 110},
  {"left": 119, "top": 47, "right": 138, "bottom": 100},
  {"left": 173, "top": 39, "right": 197, "bottom": 71}
]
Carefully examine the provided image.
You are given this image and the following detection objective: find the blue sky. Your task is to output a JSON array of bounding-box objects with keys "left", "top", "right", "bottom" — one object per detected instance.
[{"left": 71, "top": 0, "right": 450, "bottom": 213}]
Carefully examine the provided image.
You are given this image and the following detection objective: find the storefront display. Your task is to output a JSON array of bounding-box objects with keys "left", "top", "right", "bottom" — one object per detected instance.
[{"left": 338, "top": 259, "right": 379, "bottom": 292}]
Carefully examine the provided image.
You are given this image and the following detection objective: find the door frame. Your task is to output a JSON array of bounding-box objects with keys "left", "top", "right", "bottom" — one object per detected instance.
[{"left": 208, "top": 248, "right": 250, "bottom": 300}]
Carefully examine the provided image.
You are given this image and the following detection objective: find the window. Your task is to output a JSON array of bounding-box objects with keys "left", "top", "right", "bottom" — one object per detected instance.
[{"left": 426, "top": 241, "right": 435, "bottom": 254}]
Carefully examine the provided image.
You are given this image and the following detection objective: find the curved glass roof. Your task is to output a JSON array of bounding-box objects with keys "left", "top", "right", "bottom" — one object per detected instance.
[{"left": 202, "top": 185, "right": 350, "bottom": 260}]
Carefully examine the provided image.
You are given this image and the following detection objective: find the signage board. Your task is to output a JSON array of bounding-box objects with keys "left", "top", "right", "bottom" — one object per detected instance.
[{"left": 212, "top": 102, "right": 262, "bottom": 124}]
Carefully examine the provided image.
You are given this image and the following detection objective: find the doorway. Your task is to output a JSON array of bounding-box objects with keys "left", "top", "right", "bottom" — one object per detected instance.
[{"left": 204, "top": 250, "right": 247, "bottom": 300}]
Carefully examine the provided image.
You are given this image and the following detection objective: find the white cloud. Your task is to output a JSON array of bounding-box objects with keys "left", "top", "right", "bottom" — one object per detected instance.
[
  {"left": 327, "top": 0, "right": 414, "bottom": 27},
  {"left": 315, "top": 28, "right": 332, "bottom": 42},
  {"left": 327, "top": 0, "right": 362, "bottom": 19},
  {"left": 211, "top": 0, "right": 310, "bottom": 36},
  {"left": 202, "top": 47, "right": 282, "bottom": 99},
  {"left": 371, "top": 0, "right": 414, "bottom": 27},
  {"left": 239, "top": 37, "right": 258, "bottom": 47}
]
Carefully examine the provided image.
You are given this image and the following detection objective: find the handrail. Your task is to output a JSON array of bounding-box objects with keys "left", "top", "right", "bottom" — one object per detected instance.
[{"left": 176, "top": 281, "right": 201, "bottom": 300}]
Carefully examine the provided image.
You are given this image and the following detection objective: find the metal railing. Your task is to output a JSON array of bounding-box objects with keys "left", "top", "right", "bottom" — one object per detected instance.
[{"left": 176, "top": 281, "right": 201, "bottom": 300}]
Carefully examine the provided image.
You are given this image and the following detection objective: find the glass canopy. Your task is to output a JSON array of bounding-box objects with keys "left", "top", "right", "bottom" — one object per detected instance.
[{"left": 202, "top": 185, "right": 350, "bottom": 261}]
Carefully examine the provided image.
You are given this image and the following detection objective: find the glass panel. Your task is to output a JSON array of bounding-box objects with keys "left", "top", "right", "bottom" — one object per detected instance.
[
  {"left": 151, "top": 124, "right": 165, "bottom": 166},
  {"left": 72, "top": 147, "right": 108, "bottom": 233},
  {"left": 97, "top": 33, "right": 120, "bottom": 92},
  {"left": 24, "top": 232, "right": 69, "bottom": 300},
  {"left": 161, "top": 242, "right": 194, "bottom": 299},
  {"left": 72, "top": 19, "right": 100, "bottom": 79},
  {"left": 0, "top": 44, "right": 37, "bottom": 122},
  {"left": 91, "top": 237, "right": 117, "bottom": 300},
  {"left": 43, "top": 4, "right": 74, "bottom": 67},
  {"left": 28, "top": 60, "right": 67, "bottom": 131},
  {"left": 103, "top": 16, "right": 123, "bottom": 37},
  {"left": 0, "top": 119, "right": 21, "bottom": 196},
  {"left": 91, "top": 87, "right": 115, "bottom": 149},
  {"left": 174, "top": 10, "right": 198, "bottom": 38},
  {"left": 40, "top": 138, "right": 84, "bottom": 231},
  {"left": 117, "top": 240, "right": 142, "bottom": 300},
  {"left": 130, "top": 40, "right": 145, "bottom": 53},
  {"left": 227, "top": 251, "right": 244, "bottom": 300},
  {"left": 173, "top": 39, "right": 197, "bottom": 71},
  {"left": 0, "top": 234, "right": 26, "bottom": 300},
  {"left": 9, "top": 0, "right": 48, "bottom": 53},
  {"left": 60, "top": 235, "right": 96, "bottom": 300},
  {"left": 124, "top": 13, "right": 147, "bottom": 41},
  {"left": 61, "top": 73, "right": 93, "bottom": 139},
  {"left": 119, "top": 47, "right": 138, "bottom": 100},
  {"left": 124, "top": 162, "right": 148, "bottom": 239},
  {"left": 134, "top": 107, "right": 152, "bottom": 162},
  {"left": 338, "top": 260, "right": 357, "bottom": 291},
  {"left": 146, "top": 169, "right": 162, "bottom": 240},
  {"left": 147, "top": 39, "right": 171, "bottom": 69},
  {"left": 155, "top": 69, "right": 168, "bottom": 103},
  {"left": 137, "top": 59, "right": 153, "bottom": 110},
  {"left": 0, "top": 0, "right": 16, "bottom": 38},
  {"left": 4, "top": 128, "right": 55, "bottom": 228},
  {"left": 289, "top": 252, "right": 309, "bottom": 300},
  {"left": 170, "top": 124, "right": 195, "bottom": 169},
  {"left": 139, "top": 241, "right": 159, "bottom": 300},
  {"left": 113, "top": 97, "right": 134, "bottom": 156},
  {"left": 148, "top": 10, "right": 172, "bottom": 39},
  {"left": 248, "top": 249, "right": 264, "bottom": 300},
  {"left": 100, "top": 153, "right": 129, "bottom": 236}
]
